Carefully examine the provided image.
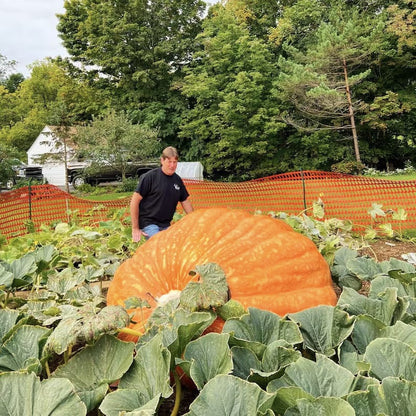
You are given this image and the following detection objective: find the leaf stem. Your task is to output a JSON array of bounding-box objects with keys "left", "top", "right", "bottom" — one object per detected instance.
[
  {"left": 170, "top": 371, "right": 182, "bottom": 416},
  {"left": 45, "top": 360, "right": 51, "bottom": 378},
  {"left": 118, "top": 327, "right": 143, "bottom": 338}
]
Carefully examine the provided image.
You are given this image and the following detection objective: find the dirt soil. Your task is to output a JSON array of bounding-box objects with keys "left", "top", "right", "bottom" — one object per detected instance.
[
  {"left": 329, "top": 239, "right": 416, "bottom": 298},
  {"left": 359, "top": 239, "right": 416, "bottom": 263}
]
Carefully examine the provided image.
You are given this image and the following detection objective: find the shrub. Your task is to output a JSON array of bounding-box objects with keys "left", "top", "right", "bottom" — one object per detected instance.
[
  {"left": 119, "top": 177, "right": 138, "bottom": 192},
  {"left": 331, "top": 161, "right": 365, "bottom": 174}
]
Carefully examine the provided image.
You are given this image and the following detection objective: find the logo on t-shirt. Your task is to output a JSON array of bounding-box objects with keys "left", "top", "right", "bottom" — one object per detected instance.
[{"left": 174, "top": 184, "right": 180, "bottom": 190}]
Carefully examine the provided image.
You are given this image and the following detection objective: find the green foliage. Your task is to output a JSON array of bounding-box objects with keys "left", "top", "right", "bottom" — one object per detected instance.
[
  {"left": 3, "top": 204, "right": 416, "bottom": 413},
  {"left": 119, "top": 177, "right": 138, "bottom": 192},
  {"left": 57, "top": 0, "right": 206, "bottom": 142},
  {"left": 76, "top": 111, "right": 161, "bottom": 181},
  {"left": 180, "top": 263, "right": 230, "bottom": 311},
  {"left": 180, "top": 3, "right": 285, "bottom": 180},
  {"left": 331, "top": 160, "right": 366, "bottom": 174},
  {"left": 0, "top": 0, "right": 415, "bottom": 180},
  {"left": 0, "top": 142, "right": 21, "bottom": 184}
]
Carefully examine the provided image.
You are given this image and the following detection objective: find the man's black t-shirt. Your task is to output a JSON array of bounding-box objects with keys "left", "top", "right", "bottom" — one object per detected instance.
[{"left": 135, "top": 168, "right": 189, "bottom": 228}]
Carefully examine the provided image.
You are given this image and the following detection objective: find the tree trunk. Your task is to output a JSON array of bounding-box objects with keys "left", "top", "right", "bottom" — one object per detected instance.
[
  {"left": 343, "top": 58, "right": 361, "bottom": 163},
  {"left": 63, "top": 137, "right": 70, "bottom": 193}
]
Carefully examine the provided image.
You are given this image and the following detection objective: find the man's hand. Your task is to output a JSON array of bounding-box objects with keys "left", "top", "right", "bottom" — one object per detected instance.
[{"left": 132, "top": 228, "right": 148, "bottom": 242}]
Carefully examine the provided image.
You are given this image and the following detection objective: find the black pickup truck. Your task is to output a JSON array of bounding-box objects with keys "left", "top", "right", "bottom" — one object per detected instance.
[
  {"left": 0, "top": 160, "right": 44, "bottom": 190},
  {"left": 67, "top": 160, "right": 159, "bottom": 189}
]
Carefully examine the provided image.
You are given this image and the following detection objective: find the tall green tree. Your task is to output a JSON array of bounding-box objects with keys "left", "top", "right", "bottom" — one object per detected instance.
[
  {"left": 180, "top": 2, "right": 285, "bottom": 180},
  {"left": 76, "top": 111, "right": 161, "bottom": 181},
  {"left": 0, "top": 142, "right": 21, "bottom": 185},
  {"left": 271, "top": 0, "right": 416, "bottom": 171},
  {"left": 1, "top": 73, "right": 25, "bottom": 93},
  {"left": 57, "top": 0, "right": 206, "bottom": 142},
  {"left": 272, "top": 3, "right": 395, "bottom": 165},
  {"left": 0, "top": 61, "right": 106, "bottom": 153}
]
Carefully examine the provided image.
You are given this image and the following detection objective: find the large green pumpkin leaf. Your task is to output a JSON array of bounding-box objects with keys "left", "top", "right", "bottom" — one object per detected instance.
[
  {"left": 119, "top": 333, "right": 172, "bottom": 402},
  {"left": 350, "top": 314, "right": 386, "bottom": 355},
  {"left": 267, "top": 386, "right": 313, "bottom": 415},
  {"left": 53, "top": 334, "right": 135, "bottom": 411},
  {"left": 45, "top": 316, "right": 81, "bottom": 355},
  {"left": 347, "top": 376, "right": 416, "bottom": 416},
  {"left": 161, "top": 309, "right": 216, "bottom": 359},
  {"left": 184, "top": 375, "right": 275, "bottom": 416},
  {"left": 330, "top": 247, "right": 361, "bottom": 290},
  {"left": 32, "top": 244, "right": 58, "bottom": 273},
  {"left": 46, "top": 268, "right": 85, "bottom": 296},
  {"left": 369, "top": 275, "right": 414, "bottom": 298},
  {"left": 0, "top": 372, "right": 87, "bottom": 416},
  {"left": 386, "top": 257, "right": 416, "bottom": 274},
  {"left": 364, "top": 338, "right": 416, "bottom": 381},
  {"left": 337, "top": 287, "right": 407, "bottom": 325},
  {"left": 284, "top": 396, "right": 355, "bottom": 416},
  {"left": 268, "top": 354, "right": 355, "bottom": 397},
  {"left": 9, "top": 253, "right": 37, "bottom": 280},
  {"left": 224, "top": 307, "right": 302, "bottom": 358},
  {"left": 0, "top": 309, "right": 20, "bottom": 341},
  {"left": 0, "top": 264, "right": 14, "bottom": 289},
  {"left": 71, "top": 229, "right": 102, "bottom": 240},
  {"left": 177, "top": 332, "right": 233, "bottom": 390},
  {"left": 381, "top": 320, "right": 416, "bottom": 348},
  {"left": 99, "top": 391, "right": 160, "bottom": 416},
  {"left": 180, "top": 263, "right": 229, "bottom": 311},
  {"left": 46, "top": 305, "right": 131, "bottom": 354},
  {"left": 248, "top": 341, "right": 302, "bottom": 388},
  {"left": 79, "top": 305, "right": 130, "bottom": 343},
  {"left": 2, "top": 253, "right": 36, "bottom": 289},
  {"left": 231, "top": 346, "right": 261, "bottom": 380},
  {"left": 338, "top": 339, "right": 362, "bottom": 374},
  {"left": 288, "top": 305, "right": 355, "bottom": 357},
  {"left": 376, "top": 377, "right": 416, "bottom": 415},
  {"left": 347, "top": 257, "right": 386, "bottom": 281},
  {"left": 0, "top": 325, "right": 50, "bottom": 373}
]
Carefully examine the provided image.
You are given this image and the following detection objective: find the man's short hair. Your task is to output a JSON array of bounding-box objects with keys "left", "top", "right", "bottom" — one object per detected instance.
[{"left": 161, "top": 146, "right": 179, "bottom": 160}]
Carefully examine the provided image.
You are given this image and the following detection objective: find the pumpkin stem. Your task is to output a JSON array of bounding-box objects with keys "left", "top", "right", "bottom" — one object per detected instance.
[
  {"left": 170, "top": 371, "right": 182, "bottom": 416},
  {"left": 118, "top": 327, "right": 143, "bottom": 337}
]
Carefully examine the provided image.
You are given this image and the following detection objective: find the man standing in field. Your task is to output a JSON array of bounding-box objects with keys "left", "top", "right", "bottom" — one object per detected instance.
[{"left": 130, "top": 146, "right": 193, "bottom": 241}]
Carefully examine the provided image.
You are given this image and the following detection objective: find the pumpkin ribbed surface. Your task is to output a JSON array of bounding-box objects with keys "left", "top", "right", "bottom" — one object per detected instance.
[{"left": 107, "top": 208, "right": 337, "bottom": 337}]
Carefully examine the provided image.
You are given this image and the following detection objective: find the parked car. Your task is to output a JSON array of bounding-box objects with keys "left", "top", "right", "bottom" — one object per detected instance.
[
  {"left": 67, "top": 160, "right": 160, "bottom": 189},
  {"left": 0, "top": 160, "right": 44, "bottom": 190}
]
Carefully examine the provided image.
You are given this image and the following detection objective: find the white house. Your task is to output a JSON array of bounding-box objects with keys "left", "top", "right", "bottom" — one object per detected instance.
[
  {"left": 28, "top": 125, "right": 204, "bottom": 187},
  {"left": 27, "top": 125, "right": 78, "bottom": 186}
]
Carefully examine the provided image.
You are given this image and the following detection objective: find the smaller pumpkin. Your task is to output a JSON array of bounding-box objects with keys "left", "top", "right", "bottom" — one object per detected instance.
[{"left": 107, "top": 208, "right": 337, "bottom": 341}]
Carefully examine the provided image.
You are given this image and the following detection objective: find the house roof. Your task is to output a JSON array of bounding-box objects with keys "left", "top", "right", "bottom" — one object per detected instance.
[{"left": 28, "top": 125, "right": 79, "bottom": 154}]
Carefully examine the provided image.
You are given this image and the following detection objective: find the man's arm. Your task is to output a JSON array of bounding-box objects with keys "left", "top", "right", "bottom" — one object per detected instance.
[
  {"left": 181, "top": 197, "right": 194, "bottom": 214},
  {"left": 130, "top": 191, "right": 144, "bottom": 242}
]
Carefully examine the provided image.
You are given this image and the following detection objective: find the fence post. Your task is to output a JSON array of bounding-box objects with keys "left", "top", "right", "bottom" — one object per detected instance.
[
  {"left": 28, "top": 178, "right": 32, "bottom": 221},
  {"left": 300, "top": 169, "right": 307, "bottom": 213}
]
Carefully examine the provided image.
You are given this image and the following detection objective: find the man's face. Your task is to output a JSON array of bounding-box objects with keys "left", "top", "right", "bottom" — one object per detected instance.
[{"left": 161, "top": 156, "right": 178, "bottom": 176}]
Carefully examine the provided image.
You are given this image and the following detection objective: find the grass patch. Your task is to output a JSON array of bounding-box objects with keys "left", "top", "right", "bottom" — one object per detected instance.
[
  {"left": 362, "top": 173, "right": 416, "bottom": 181},
  {"left": 81, "top": 192, "right": 131, "bottom": 201},
  {"left": 72, "top": 184, "right": 132, "bottom": 201}
]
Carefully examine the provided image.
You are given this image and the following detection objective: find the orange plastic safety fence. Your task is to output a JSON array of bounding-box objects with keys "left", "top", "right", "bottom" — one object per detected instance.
[
  {"left": 0, "top": 185, "right": 130, "bottom": 240},
  {"left": 1, "top": 171, "right": 416, "bottom": 240},
  {"left": 184, "top": 171, "right": 416, "bottom": 232}
]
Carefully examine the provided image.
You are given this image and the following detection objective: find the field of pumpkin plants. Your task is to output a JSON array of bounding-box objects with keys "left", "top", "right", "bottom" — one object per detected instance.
[{"left": 1, "top": 203, "right": 416, "bottom": 416}]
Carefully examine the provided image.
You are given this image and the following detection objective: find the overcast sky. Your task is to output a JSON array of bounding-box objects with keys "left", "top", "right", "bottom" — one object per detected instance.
[
  {"left": 0, "top": 1, "right": 218, "bottom": 78},
  {"left": 0, "top": 0, "right": 67, "bottom": 77}
]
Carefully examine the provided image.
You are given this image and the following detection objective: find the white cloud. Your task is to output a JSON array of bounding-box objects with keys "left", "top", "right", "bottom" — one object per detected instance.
[{"left": 0, "top": 0, "right": 67, "bottom": 77}]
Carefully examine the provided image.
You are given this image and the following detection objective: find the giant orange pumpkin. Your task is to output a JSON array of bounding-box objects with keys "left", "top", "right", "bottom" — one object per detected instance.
[{"left": 107, "top": 208, "right": 337, "bottom": 339}]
